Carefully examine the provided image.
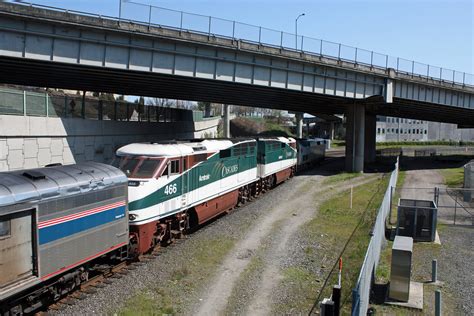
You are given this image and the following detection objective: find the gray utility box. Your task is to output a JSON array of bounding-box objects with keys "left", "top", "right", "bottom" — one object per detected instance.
[
  {"left": 389, "top": 236, "right": 413, "bottom": 302},
  {"left": 396, "top": 199, "right": 437, "bottom": 242},
  {"left": 464, "top": 161, "right": 474, "bottom": 202}
]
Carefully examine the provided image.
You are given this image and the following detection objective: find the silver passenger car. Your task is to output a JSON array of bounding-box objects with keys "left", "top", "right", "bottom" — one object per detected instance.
[{"left": 0, "top": 162, "right": 128, "bottom": 313}]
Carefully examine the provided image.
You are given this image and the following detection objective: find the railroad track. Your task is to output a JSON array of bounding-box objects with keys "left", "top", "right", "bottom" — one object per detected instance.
[{"left": 36, "top": 162, "right": 327, "bottom": 314}]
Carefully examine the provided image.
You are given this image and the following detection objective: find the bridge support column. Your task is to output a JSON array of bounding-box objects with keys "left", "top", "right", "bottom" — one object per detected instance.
[
  {"left": 223, "top": 104, "right": 231, "bottom": 138},
  {"left": 329, "top": 122, "right": 335, "bottom": 140},
  {"left": 204, "top": 103, "right": 211, "bottom": 117},
  {"left": 296, "top": 113, "right": 304, "bottom": 138},
  {"left": 345, "top": 104, "right": 365, "bottom": 173},
  {"left": 364, "top": 113, "right": 377, "bottom": 163}
]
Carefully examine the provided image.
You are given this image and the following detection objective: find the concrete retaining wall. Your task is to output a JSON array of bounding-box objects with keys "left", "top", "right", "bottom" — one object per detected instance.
[{"left": 0, "top": 115, "right": 219, "bottom": 171}]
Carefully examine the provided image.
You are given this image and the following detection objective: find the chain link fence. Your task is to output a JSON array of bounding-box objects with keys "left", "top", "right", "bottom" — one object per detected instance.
[
  {"left": 350, "top": 158, "right": 399, "bottom": 315},
  {"left": 392, "top": 186, "right": 474, "bottom": 226},
  {"left": 0, "top": 87, "right": 216, "bottom": 123}
]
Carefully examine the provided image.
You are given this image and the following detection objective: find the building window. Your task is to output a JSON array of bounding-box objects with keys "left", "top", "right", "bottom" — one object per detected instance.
[
  {"left": 377, "top": 128, "right": 381, "bottom": 134},
  {"left": 424, "top": 130, "right": 427, "bottom": 134},
  {"left": 382, "top": 128, "right": 385, "bottom": 134},
  {"left": 0, "top": 219, "right": 10, "bottom": 238}
]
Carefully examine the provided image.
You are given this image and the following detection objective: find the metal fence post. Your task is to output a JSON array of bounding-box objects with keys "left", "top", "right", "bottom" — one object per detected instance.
[
  {"left": 23, "top": 90, "right": 26, "bottom": 116},
  {"left": 440, "top": 68, "right": 443, "bottom": 80},
  {"left": 354, "top": 47, "right": 358, "bottom": 63},
  {"left": 258, "top": 26, "right": 261, "bottom": 44},
  {"left": 454, "top": 194, "right": 457, "bottom": 225},
  {"left": 432, "top": 259, "right": 438, "bottom": 282},
  {"left": 232, "top": 20, "right": 235, "bottom": 39},
  {"left": 280, "top": 31, "right": 283, "bottom": 47},
  {"left": 180, "top": 11, "right": 183, "bottom": 31},
  {"left": 320, "top": 40, "right": 323, "bottom": 56},
  {"left": 301, "top": 36, "right": 304, "bottom": 51},
  {"left": 45, "top": 92, "right": 49, "bottom": 117},
  {"left": 98, "top": 99, "right": 103, "bottom": 120},
  {"left": 411, "top": 61, "right": 415, "bottom": 77},
  {"left": 427, "top": 64, "right": 430, "bottom": 79},
  {"left": 385, "top": 55, "right": 388, "bottom": 68},
  {"left": 338, "top": 43, "right": 341, "bottom": 60},
  {"left": 463, "top": 72, "right": 466, "bottom": 85},
  {"left": 370, "top": 51, "right": 373, "bottom": 66},
  {"left": 435, "top": 290, "right": 442, "bottom": 316},
  {"left": 208, "top": 16, "right": 211, "bottom": 36},
  {"left": 148, "top": 5, "right": 152, "bottom": 29},
  {"left": 64, "top": 95, "right": 68, "bottom": 118},
  {"left": 81, "top": 91, "right": 86, "bottom": 119},
  {"left": 396, "top": 57, "right": 399, "bottom": 71}
]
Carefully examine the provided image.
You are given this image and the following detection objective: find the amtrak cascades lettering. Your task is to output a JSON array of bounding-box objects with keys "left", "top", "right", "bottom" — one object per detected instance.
[
  {"left": 222, "top": 164, "right": 239, "bottom": 177},
  {"left": 199, "top": 174, "right": 210, "bottom": 182}
]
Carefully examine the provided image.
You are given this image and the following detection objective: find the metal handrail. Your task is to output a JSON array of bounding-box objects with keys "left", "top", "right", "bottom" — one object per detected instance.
[{"left": 5, "top": 1, "right": 474, "bottom": 87}]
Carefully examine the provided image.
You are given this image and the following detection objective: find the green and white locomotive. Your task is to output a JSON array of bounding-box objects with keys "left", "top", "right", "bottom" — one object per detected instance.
[{"left": 113, "top": 137, "right": 296, "bottom": 255}]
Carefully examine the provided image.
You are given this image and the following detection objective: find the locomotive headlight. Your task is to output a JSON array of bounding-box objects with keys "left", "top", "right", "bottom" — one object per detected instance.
[{"left": 129, "top": 214, "right": 138, "bottom": 221}]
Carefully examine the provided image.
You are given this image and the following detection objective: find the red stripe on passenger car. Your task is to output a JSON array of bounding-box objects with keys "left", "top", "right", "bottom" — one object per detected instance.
[
  {"left": 38, "top": 201, "right": 126, "bottom": 228},
  {"left": 40, "top": 242, "right": 128, "bottom": 280}
]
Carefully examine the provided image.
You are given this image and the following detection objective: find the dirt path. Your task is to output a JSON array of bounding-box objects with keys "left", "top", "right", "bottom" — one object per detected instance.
[
  {"left": 400, "top": 165, "right": 472, "bottom": 224},
  {"left": 195, "top": 171, "right": 378, "bottom": 316}
]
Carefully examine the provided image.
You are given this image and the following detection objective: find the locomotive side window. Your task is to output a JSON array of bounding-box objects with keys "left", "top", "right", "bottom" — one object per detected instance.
[
  {"left": 170, "top": 160, "right": 180, "bottom": 175},
  {"left": 220, "top": 149, "right": 231, "bottom": 158},
  {"left": 0, "top": 219, "right": 10, "bottom": 238}
]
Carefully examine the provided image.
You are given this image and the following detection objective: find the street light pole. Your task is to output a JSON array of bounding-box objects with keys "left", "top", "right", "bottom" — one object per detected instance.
[{"left": 295, "top": 13, "right": 305, "bottom": 49}]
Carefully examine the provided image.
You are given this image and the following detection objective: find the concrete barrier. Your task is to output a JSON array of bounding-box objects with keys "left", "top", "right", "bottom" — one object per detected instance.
[{"left": 0, "top": 115, "right": 219, "bottom": 171}]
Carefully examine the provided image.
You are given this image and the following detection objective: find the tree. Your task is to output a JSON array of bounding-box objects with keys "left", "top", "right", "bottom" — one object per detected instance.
[{"left": 147, "top": 97, "right": 175, "bottom": 107}]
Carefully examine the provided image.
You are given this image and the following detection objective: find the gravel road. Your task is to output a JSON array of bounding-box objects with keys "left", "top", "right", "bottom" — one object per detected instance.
[
  {"left": 400, "top": 159, "right": 474, "bottom": 315},
  {"left": 56, "top": 158, "right": 355, "bottom": 315}
]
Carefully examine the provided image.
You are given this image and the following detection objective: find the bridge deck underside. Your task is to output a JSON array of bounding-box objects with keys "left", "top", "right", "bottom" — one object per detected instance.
[{"left": 1, "top": 56, "right": 473, "bottom": 125}]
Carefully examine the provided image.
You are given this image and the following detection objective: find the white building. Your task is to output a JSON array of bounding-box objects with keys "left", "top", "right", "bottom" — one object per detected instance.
[{"left": 376, "top": 116, "right": 474, "bottom": 142}]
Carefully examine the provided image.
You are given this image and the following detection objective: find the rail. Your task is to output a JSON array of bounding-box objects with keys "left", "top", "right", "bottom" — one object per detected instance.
[{"left": 6, "top": 1, "right": 473, "bottom": 87}]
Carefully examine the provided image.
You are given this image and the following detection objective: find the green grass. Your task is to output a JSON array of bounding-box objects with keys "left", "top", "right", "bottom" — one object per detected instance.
[
  {"left": 330, "top": 139, "right": 345, "bottom": 147},
  {"left": 323, "top": 172, "right": 362, "bottom": 185},
  {"left": 275, "top": 176, "right": 390, "bottom": 314},
  {"left": 388, "top": 170, "right": 406, "bottom": 224},
  {"left": 118, "top": 237, "right": 235, "bottom": 315},
  {"left": 439, "top": 167, "right": 464, "bottom": 187},
  {"left": 376, "top": 140, "right": 474, "bottom": 149}
]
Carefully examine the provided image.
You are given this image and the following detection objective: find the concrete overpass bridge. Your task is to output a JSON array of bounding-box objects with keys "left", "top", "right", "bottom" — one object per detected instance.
[{"left": 0, "top": 2, "right": 473, "bottom": 171}]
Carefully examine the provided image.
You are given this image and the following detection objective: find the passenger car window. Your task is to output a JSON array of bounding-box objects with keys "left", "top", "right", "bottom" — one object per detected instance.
[{"left": 0, "top": 219, "right": 10, "bottom": 238}]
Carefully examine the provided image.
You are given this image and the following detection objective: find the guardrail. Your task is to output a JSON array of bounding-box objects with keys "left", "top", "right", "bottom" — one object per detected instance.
[
  {"left": 0, "top": 87, "right": 217, "bottom": 123},
  {"left": 8, "top": 1, "right": 474, "bottom": 87},
  {"left": 351, "top": 157, "right": 399, "bottom": 315}
]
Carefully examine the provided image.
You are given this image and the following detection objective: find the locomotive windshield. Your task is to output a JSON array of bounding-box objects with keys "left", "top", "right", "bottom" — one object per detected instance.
[{"left": 113, "top": 156, "right": 162, "bottom": 178}]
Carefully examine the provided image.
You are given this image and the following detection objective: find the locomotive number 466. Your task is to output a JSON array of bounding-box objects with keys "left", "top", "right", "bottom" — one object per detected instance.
[{"left": 164, "top": 183, "right": 178, "bottom": 195}]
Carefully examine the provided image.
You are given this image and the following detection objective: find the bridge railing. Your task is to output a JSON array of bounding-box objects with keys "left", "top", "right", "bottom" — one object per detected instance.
[
  {"left": 10, "top": 1, "right": 474, "bottom": 87},
  {"left": 0, "top": 87, "right": 217, "bottom": 123}
]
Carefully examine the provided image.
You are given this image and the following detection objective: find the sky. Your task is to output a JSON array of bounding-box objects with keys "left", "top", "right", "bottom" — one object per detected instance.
[{"left": 9, "top": 0, "right": 474, "bottom": 74}]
